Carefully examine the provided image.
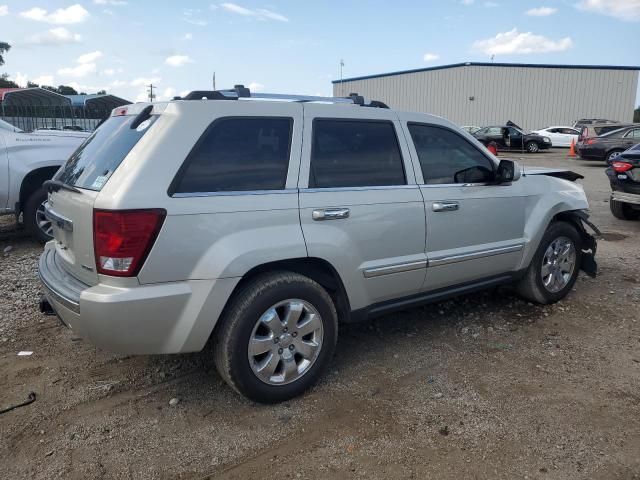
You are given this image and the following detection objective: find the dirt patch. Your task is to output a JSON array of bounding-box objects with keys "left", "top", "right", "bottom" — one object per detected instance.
[{"left": 600, "top": 231, "right": 628, "bottom": 242}]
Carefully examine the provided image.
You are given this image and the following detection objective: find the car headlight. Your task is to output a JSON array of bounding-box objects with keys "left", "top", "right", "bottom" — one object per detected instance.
[{"left": 543, "top": 137, "right": 551, "bottom": 143}]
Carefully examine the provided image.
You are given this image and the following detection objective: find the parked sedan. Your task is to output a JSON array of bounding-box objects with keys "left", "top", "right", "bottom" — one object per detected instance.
[
  {"left": 531, "top": 126, "right": 580, "bottom": 147},
  {"left": 605, "top": 143, "right": 640, "bottom": 220},
  {"left": 473, "top": 125, "right": 551, "bottom": 153},
  {"left": 461, "top": 125, "right": 481, "bottom": 134},
  {"left": 577, "top": 124, "right": 640, "bottom": 162}
]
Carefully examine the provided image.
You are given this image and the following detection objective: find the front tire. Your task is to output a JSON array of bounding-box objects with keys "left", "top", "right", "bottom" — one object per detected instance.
[
  {"left": 517, "top": 222, "right": 582, "bottom": 304},
  {"left": 610, "top": 199, "right": 640, "bottom": 220},
  {"left": 526, "top": 141, "right": 540, "bottom": 153},
  {"left": 24, "top": 187, "right": 53, "bottom": 243},
  {"left": 213, "top": 271, "right": 338, "bottom": 403}
]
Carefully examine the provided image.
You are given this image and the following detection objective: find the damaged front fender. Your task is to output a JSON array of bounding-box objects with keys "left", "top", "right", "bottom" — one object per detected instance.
[{"left": 560, "top": 210, "right": 600, "bottom": 278}]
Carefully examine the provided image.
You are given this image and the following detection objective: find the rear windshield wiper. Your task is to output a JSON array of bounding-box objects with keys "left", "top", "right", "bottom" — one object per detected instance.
[{"left": 43, "top": 179, "right": 82, "bottom": 194}]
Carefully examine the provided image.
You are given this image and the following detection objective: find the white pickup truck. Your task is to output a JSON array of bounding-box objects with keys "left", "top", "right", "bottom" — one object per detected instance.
[{"left": 0, "top": 119, "right": 89, "bottom": 241}]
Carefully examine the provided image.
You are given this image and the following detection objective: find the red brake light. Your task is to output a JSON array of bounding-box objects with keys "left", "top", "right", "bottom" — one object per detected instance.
[
  {"left": 586, "top": 138, "right": 597, "bottom": 145},
  {"left": 611, "top": 161, "right": 633, "bottom": 173},
  {"left": 93, "top": 209, "right": 165, "bottom": 277}
]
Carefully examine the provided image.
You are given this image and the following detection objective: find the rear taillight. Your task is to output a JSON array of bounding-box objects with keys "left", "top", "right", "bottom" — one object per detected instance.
[
  {"left": 586, "top": 138, "right": 597, "bottom": 145},
  {"left": 611, "top": 161, "right": 633, "bottom": 173},
  {"left": 93, "top": 209, "right": 165, "bottom": 277}
]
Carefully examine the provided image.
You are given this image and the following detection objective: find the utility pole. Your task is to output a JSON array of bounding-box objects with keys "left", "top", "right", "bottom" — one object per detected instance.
[
  {"left": 212, "top": 72, "right": 216, "bottom": 90},
  {"left": 147, "top": 84, "right": 156, "bottom": 102},
  {"left": 339, "top": 59, "right": 344, "bottom": 96}
]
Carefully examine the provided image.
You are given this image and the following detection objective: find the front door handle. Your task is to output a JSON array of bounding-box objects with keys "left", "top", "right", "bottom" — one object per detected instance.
[
  {"left": 312, "top": 208, "right": 350, "bottom": 221},
  {"left": 432, "top": 201, "right": 459, "bottom": 212}
]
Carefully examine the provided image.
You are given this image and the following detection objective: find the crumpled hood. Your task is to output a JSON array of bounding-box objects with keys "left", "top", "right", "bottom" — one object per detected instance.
[{"left": 522, "top": 166, "right": 584, "bottom": 182}]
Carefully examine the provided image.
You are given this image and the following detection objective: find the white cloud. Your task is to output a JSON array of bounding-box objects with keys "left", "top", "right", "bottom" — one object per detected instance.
[
  {"left": 183, "top": 33, "right": 193, "bottom": 40},
  {"left": 65, "top": 81, "right": 109, "bottom": 93},
  {"left": 423, "top": 53, "right": 440, "bottom": 62},
  {"left": 102, "top": 67, "right": 123, "bottom": 76},
  {"left": 165, "top": 55, "right": 193, "bottom": 67},
  {"left": 160, "top": 87, "right": 176, "bottom": 100},
  {"left": 182, "top": 8, "right": 208, "bottom": 26},
  {"left": 248, "top": 82, "right": 265, "bottom": 92},
  {"left": 526, "top": 6, "right": 558, "bottom": 16},
  {"left": 220, "top": 3, "right": 289, "bottom": 21},
  {"left": 461, "top": 0, "right": 474, "bottom": 4},
  {"left": 94, "top": 0, "right": 127, "bottom": 5},
  {"left": 179, "top": 89, "right": 190, "bottom": 97},
  {"left": 57, "top": 62, "right": 97, "bottom": 78},
  {"left": 14, "top": 73, "right": 29, "bottom": 88},
  {"left": 484, "top": 1, "right": 499, "bottom": 6},
  {"left": 32, "top": 74, "right": 55, "bottom": 85},
  {"left": 20, "top": 4, "right": 89, "bottom": 24},
  {"left": 472, "top": 28, "right": 572, "bottom": 55},
  {"left": 19, "top": 27, "right": 82, "bottom": 46},
  {"left": 575, "top": 0, "right": 640, "bottom": 22},
  {"left": 131, "top": 77, "right": 161, "bottom": 87},
  {"left": 0, "top": 5, "right": 8, "bottom": 16},
  {"left": 77, "top": 50, "right": 103, "bottom": 64}
]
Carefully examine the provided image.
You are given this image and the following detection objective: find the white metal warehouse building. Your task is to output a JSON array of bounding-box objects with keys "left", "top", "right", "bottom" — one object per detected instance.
[{"left": 332, "top": 62, "right": 639, "bottom": 131}]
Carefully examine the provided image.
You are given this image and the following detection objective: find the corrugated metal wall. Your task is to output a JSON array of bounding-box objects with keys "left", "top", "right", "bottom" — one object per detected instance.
[{"left": 333, "top": 65, "right": 639, "bottom": 131}]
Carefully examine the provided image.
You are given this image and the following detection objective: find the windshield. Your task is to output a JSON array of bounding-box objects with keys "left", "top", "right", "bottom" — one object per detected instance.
[{"left": 55, "top": 114, "right": 157, "bottom": 191}]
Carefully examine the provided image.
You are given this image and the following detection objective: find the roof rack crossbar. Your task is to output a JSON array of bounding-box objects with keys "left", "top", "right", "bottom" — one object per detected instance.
[{"left": 180, "top": 85, "right": 388, "bottom": 108}]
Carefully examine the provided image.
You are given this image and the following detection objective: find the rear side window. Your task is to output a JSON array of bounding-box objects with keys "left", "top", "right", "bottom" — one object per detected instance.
[
  {"left": 408, "top": 124, "right": 494, "bottom": 185},
  {"left": 172, "top": 117, "right": 292, "bottom": 194},
  {"left": 309, "top": 119, "right": 405, "bottom": 188},
  {"left": 55, "top": 115, "right": 157, "bottom": 191}
]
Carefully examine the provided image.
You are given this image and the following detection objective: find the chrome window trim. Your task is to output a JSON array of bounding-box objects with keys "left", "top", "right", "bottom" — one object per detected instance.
[
  {"left": 301, "top": 185, "right": 419, "bottom": 194},
  {"left": 172, "top": 189, "right": 298, "bottom": 198},
  {"left": 418, "top": 182, "right": 491, "bottom": 188},
  {"left": 429, "top": 244, "right": 524, "bottom": 267},
  {"left": 363, "top": 259, "right": 427, "bottom": 278}
]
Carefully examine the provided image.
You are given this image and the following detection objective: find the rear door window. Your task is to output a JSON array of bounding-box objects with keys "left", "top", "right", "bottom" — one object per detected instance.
[
  {"left": 172, "top": 117, "right": 292, "bottom": 194},
  {"left": 55, "top": 115, "right": 157, "bottom": 191},
  {"left": 309, "top": 119, "right": 406, "bottom": 188}
]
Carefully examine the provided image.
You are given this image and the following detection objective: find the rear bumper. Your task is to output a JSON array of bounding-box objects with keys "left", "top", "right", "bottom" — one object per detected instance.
[
  {"left": 38, "top": 243, "right": 239, "bottom": 354},
  {"left": 611, "top": 191, "right": 640, "bottom": 205}
]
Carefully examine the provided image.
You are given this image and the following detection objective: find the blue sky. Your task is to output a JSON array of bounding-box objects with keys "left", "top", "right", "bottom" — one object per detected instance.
[{"left": 0, "top": 0, "right": 639, "bottom": 104}]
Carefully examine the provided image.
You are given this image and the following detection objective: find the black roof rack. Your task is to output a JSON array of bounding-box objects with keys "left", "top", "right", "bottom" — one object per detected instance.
[{"left": 179, "top": 85, "right": 389, "bottom": 108}]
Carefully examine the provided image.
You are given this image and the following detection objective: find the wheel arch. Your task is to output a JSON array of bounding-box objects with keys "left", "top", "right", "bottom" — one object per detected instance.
[
  {"left": 18, "top": 166, "right": 58, "bottom": 213},
  {"left": 217, "top": 257, "right": 352, "bottom": 330}
]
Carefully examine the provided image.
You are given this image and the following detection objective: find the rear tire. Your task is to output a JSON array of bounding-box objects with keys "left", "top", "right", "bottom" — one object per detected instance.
[
  {"left": 24, "top": 187, "right": 53, "bottom": 243},
  {"left": 526, "top": 141, "right": 539, "bottom": 153},
  {"left": 213, "top": 271, "right": 338, "bottom": 403},
  {"left": 610, "top": 199, "right": 640, "bottom": 220},
  {"left": 517, "top": 222, "right": 582, "bottom": 304},
  {"left": 606, "top": 150, "right": 623, "bottom": 163}
]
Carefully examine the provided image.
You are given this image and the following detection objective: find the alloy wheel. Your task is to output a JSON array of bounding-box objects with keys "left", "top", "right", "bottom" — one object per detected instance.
[
  {"left": 248, "top": 299, "right": 324, "bottom": 385},
  {"left": 541, "top": 236, "right": 576, "bottom": 293},
  {"left": 35, "top": 201, "right": 53, "bottom": 238}
]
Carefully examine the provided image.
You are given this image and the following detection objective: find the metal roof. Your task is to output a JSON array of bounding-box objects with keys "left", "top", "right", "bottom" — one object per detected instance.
[
  {"left": 65, "top": 94, "right": 131, "bottom": 109},
  {"left": 332, "top": 62, "right": 640, "bottom": 84},
  {"left": 0, "top": 87, "right": 72, "bottom": 106}
]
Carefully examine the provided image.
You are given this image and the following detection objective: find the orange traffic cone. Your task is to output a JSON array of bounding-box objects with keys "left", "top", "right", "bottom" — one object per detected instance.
[{"left": 568, "top": 139, "right": 576, "bottom": 157}]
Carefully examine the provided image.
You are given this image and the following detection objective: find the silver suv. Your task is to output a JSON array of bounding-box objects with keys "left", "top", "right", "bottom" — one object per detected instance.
[{"left": 39, "top": 87, "right": 598, "bottom": 403}]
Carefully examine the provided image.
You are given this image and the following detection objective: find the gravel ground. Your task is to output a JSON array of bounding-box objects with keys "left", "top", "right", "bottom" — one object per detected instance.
[{"left": 1, "top": 150, "right": 639, "bottom": 479}]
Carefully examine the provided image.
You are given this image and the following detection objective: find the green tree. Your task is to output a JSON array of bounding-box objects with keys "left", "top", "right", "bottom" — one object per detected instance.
[
  {"left": 0, "top": 42, "right": 10, "bottom": 67},
  {"left": 56, "top": 85, "right": 79, "bottom": 95},
  {"left": 97, "top": 90, "right": 107, "bottom": 95},
  {"left": 0, "top": 73, "right": 18, "bottom": 88},
  {"left": 26, "top": 81, "right": 40, "bottom": 88}
]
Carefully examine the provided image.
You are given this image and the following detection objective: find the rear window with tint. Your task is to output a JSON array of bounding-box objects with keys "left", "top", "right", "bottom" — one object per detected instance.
[
  {"left": 55, "top": 115, "right": 157, "bottom": 191},
  {"left": 172, "top": 117, "right": 292, "bottom": 194}
]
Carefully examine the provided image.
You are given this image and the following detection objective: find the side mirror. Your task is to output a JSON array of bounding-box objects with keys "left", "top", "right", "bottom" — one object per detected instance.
[{"left": 495, "top": 159, "right": 521, "bottom": 184}]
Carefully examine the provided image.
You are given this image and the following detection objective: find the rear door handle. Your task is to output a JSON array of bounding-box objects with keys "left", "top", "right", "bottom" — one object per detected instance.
[
  {"left": 312, "top": 208, "right": 350, "bottom": 221},
  {"left": 432, "top": 201, "right": 459, "bottom": 212}
]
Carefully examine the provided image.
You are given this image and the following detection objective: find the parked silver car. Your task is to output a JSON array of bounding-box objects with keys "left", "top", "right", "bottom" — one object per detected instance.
[{"left": 39, "top": 87, "right": 598, "bottom": 403}]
